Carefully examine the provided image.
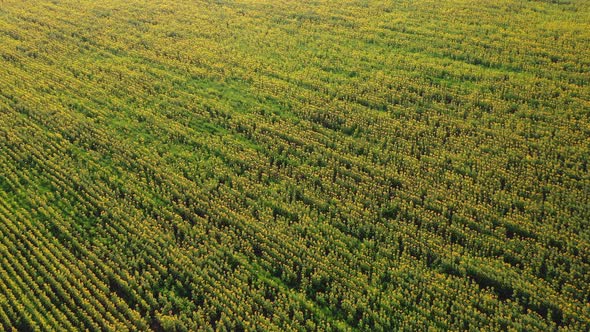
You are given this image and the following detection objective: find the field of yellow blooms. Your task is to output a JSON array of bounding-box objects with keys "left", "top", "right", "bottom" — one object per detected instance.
[{"left": 0, "top": 0, "right": 588, "bottom": 330}]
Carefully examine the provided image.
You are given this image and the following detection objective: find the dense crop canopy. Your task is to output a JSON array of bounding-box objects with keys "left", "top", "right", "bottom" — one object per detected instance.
[{"left": 0, "top": 0, "right": 589, "bottom": 330}]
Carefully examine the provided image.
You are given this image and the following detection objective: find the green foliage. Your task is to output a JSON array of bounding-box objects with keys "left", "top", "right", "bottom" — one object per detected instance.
[{"left": 0, "top": 0, "right": 588, "bottom": 330}]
